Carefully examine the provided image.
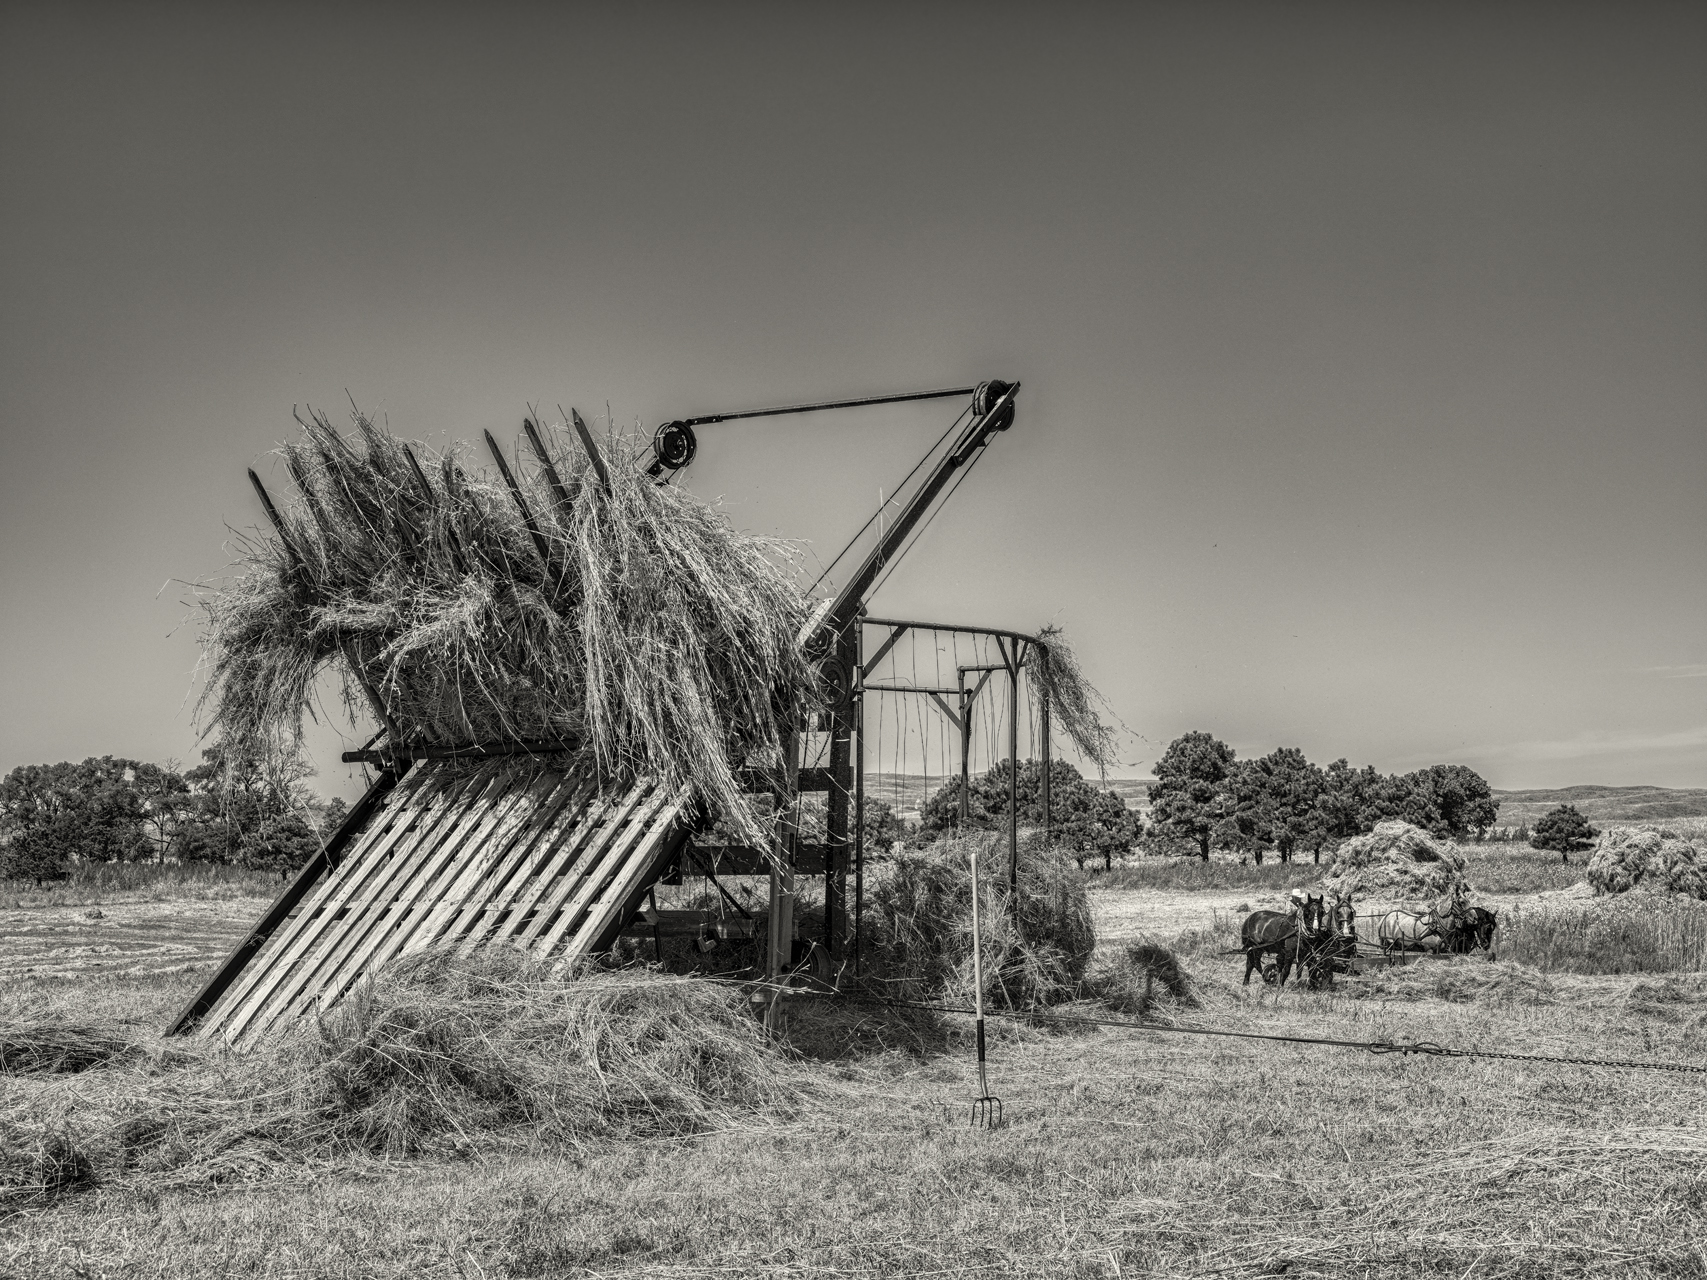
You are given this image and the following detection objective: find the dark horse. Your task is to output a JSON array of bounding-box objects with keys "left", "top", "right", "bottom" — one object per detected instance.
[
  {"left": 1241, "top": 894, "right": 1329, "bottom": 988},
  {"left": 1445, "top": 905, "right": 1498, "bottom": 958}
]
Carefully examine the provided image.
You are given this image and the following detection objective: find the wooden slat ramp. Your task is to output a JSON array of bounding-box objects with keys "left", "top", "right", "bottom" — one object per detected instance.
[{"left": 196, "top": 756, "right": 691, "bottom": 1048}]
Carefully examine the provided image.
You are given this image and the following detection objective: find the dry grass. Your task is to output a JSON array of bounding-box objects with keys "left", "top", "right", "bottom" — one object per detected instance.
[
  {"left": 1501, "top": 897, "right": 1707, "bottom": 975},
  {"left": 198, "top": 409, "right": 820, "bottom": 845},
  {"left": 1, "top": 861, "right": 281, "bottom": 908},
  {"left": 5, "top": 884, "right": 1705, "bottom": 1277}
]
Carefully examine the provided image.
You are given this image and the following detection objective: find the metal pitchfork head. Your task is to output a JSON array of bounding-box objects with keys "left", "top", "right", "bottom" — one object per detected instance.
[{"left": 970, "top": 1018, "right": 1003, "bottom": 1130}]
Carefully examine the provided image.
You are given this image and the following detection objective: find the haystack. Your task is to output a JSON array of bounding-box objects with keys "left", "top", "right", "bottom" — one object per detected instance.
[
  {"left": 864, "top": 832, "right": 1096, "bottom": 1008},
  {"left": 1587, "top": 827, "right": 1707, "bottom": 900},
  {"left": 198, "top": 408, "right": 821, "bottom": 843},
  {"left": 1321, "top": 820, "right": 1470, "bottom": 902}
]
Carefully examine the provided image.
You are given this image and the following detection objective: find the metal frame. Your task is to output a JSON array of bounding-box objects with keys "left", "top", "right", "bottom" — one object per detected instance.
[{"left": 845, "top": 616, "right": 1056, "bottom": 973}]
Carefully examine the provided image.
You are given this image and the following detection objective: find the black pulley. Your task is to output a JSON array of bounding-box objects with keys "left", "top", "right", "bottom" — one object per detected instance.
[
  {"left": 820, "top": 655, "right": 853, "bottom": 714},
  {"left": 648, "top": 421, "right": 698, "bottom": 474},
  {"left": 973, "top": 380, "right": 1016, "bottom": 433}
]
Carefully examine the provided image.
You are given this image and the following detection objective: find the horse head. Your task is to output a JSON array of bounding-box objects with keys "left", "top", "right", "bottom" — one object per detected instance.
[{"left": 1332, "top": 893, "right": 1358, "bottom": 939}]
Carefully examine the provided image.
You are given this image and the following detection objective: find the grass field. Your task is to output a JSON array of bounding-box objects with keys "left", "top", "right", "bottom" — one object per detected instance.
[{"left": 3, "top": 861, "right": 1704, "bottom": 1279}]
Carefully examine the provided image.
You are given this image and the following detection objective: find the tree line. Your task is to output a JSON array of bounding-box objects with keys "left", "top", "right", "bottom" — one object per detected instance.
[
  {"left": 1145, "top": 731, "right": 1498, "bottom": 862},
  {"left": 0, "top": 744, "right": 346, "bottom": 882}
]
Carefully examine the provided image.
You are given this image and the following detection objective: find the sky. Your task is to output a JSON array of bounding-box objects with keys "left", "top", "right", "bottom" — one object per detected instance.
[{"left": 2, "top": 1, "right": 1703, "bottom": 801}]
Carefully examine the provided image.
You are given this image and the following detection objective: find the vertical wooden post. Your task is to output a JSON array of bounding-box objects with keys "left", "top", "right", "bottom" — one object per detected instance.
[
  {"left": 765, "top": 728, "right": 799, "bottom": 1031},
  {"left": 1007, "top": 641, "right": 1020, "bottom": 898}
]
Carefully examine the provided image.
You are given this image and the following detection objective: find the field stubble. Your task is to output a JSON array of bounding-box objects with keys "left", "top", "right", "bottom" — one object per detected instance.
[{"left": 2, "top": 867, "right": 1705, "bottom": 1278}]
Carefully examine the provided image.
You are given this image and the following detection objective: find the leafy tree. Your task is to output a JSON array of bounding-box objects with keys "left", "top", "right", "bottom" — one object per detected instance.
[
  {"left": 174, "top": 740, "right": 323, "bottom": 874},
  {"left": 1242, "top": 747, "right": 1329, "bottom": 863},
  {"left": 1530, "top": 804, "right": 1597, "bottom": 861},
  {"left": 918, "top": 759, "right": 1135, "bottom": 870},
  {"left": 1147, "top": 732, "right": 1235, "bottom": 860},
  {"left": 0, "top": 758, "right": 160, "bottom": 880},
  {"left": 858, "top": 798, "right": 909, "bottom": 855}
]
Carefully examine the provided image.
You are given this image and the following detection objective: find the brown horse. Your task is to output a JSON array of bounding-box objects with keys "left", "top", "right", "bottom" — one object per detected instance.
[{"left": 1241, "top": 894, "right": 1328, "bottom": 988}]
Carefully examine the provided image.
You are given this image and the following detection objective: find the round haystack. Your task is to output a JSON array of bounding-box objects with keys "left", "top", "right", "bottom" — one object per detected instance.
[
  {"left": 1321, "top": 820, "right": 1470, "bottom": 902},
  {"left": 1586, "top": 827, "right": 1706, "bottom": 900}
]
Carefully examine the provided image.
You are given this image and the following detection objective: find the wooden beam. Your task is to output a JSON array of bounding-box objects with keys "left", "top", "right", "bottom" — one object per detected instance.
[{"left": 926, "top": 692, "right": 963, "bottom": 734}]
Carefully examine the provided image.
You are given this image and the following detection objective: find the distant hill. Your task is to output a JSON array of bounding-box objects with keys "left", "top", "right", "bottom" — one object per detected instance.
[{"left": 1491, "top": 785, "right": 1707, "bottom": 825}]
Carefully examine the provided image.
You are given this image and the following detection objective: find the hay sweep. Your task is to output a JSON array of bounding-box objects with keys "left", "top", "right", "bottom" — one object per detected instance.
[
  {"left": 1586, "top": 826, "right": 1707, "bottom": 900},
  {"left": 197, "top": 408, "right": 822, "bottom": 843},
  {"left": 1321, "top": 819, "right": 1471, "bottom": 903}
]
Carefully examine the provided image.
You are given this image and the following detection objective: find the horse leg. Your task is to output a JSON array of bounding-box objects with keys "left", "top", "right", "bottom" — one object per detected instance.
[{"left": 1243, "top": 946, "right": 1257, "bottom": 986}]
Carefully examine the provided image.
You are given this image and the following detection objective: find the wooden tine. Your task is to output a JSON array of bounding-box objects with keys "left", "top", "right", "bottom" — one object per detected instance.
[
  {"left": 401, "top": 442, "right": 469, "bottom": 577},
  {"left": 522, "top": 418, "right": 575, "bottom": 517},
  {"left": 483, "top": 428, "right": 556, "bottom": 574},
  {"left": 568, "top": 409, "right": 611, "bottom": 491}
]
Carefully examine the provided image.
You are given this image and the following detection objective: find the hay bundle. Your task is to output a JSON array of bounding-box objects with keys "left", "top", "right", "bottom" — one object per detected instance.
[
  {"left": 1587, "top": 826, "right": 1707, "bottom": 899},
  {"left": 864, "top": 832, "right": 1096, "bottom": 1008},
  {"left": 1321, "top": 820, "right": 1470, "bottom": 902},
  {"left": 1026, "top": 625, "right": 1118, "bottom": 776},
  {"left": 198, "top": 409, "right": 821, "bottom": 842}
]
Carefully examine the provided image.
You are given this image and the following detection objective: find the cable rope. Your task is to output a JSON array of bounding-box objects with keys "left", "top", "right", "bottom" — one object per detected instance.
[
  {"left": 809, "top": 407, "right": 971, "bottom": 596},
  {"left": 864, "top": 438, "right": 992, "bottom": 603}
]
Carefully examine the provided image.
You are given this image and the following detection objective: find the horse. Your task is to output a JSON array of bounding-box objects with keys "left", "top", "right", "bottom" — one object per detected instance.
[
  {"left": 1321, "top": 892, "right": 1360, "bottom": 975},
  {"left": 1241, "top": 894, "right": 1328, "bottom": 988},
  {"left": 1377, "top": 905, "right": 1448, "bottom": 956},
  {"left": 1445, "top": 905, "right": 1497, "bottom": 957}
]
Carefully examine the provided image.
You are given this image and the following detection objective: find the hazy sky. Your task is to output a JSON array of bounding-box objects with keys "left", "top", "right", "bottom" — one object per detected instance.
[{"left": 2, "top": 1, "right": 1703, "bottom": 799}]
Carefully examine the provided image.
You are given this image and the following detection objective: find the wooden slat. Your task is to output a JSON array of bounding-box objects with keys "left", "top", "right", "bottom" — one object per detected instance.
[
  {"left": 242, "top": 771, "right": 542, "bottom": 1043},
  {"left": 561, "top": 789, "right": 690, "bottom": 957},
  {"left": 219, "top": 771, "right": 475, "bottom": 1045},
  {"left": 203, "top": 765, "right": 438, "bottom": 1041},
  {"left": 498, "top": 788, "right": 635, "bottom": 951},
  {"left": 539, "top": 784, "right": 675, "bottom": 963},
  {"left": 451, "top": 772, "right": 602, "bottom": 956},
  {"left": 430, "top": 769, "right": 589, "bottom": 950},
  {"left": 527, "top": 780, "right": 660, "bottom": 958}
]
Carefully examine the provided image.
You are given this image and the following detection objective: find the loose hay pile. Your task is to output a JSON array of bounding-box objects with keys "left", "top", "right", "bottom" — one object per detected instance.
[
  {"left": 1322, "top": 820, "right": 1471, "bottom": 902},
  {"left": 1587, "top": 826, "right": 1707, "bottom": 900},
  {"left": 1026, "top": 626, "right": 1119, "bottom": 777},
  {"left": 864, "top": 832, "right": 1096, "bottom": 1008},
  {"left": 1, "top": 953, "right": 810, "bottom": 1204},
  {"left": 198, "top": 409, "right": 822, "bottom": 841}
]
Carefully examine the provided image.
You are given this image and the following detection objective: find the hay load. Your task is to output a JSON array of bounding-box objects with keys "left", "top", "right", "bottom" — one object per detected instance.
[
  {"left": 198, "top": 408, "right": 822, "bottom": 842},
  {"left": 1322, "top": 820, "right": 1470, "bottom": 902},
  {"left": 1587, "top": 827, "right": 1707, "bottom": 899},
  {"left": 865, "top": 832, "right": 1096, "bottom": 1008}
]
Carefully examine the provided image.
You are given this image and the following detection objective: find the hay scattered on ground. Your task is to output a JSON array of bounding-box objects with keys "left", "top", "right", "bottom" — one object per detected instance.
[
  {"left": 863, "top": 832, "right": 1096, "bottom": 1009},
  {"left": 1, "top": 953, "right": 811, "bottom": 1204},
  {"left": 1322, "top": 820, "right": 1470, "bottom": 902},
  {"left": 197, "top": 409, "right": 821, "bottom": 843},
  {"left": 0, "top": 1022, "right": 137, "bottom": 1075},
  {"left": 1025, "top": 625, "right": 1117, "bottom": 777},
  {"left": 1587, "top": 826, "right": 1707, "bottom": 899},
  {"left": 1344, "top": 957, "right": 1556, "bottom": 1005},
  {"left": 1096, "top": 942, "right": 1198, "bottom": 1015}
]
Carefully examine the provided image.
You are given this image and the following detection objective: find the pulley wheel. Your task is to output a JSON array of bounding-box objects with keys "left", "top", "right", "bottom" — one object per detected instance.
[
  {"left": 973, "top": 380, "right": 1016, "bottom": 432},
  {"left": 651, "top": 421, "right": 698, "bottom": 471},
  {"left": 820, "top": 655, "right": 853, "bottom": 714}
]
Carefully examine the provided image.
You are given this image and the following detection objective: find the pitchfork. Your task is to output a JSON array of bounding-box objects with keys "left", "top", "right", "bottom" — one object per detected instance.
[{"left": 967, "top": 845, "right": 1003, "bottom": 1130}]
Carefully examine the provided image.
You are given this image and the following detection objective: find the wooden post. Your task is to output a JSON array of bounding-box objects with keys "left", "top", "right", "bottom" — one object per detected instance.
[
  {"left": 1007, "top": 640, "right": 1020, "bottom": 898},
  {"left": 959, "top": 669, "right": 971, "bottom": 827}
]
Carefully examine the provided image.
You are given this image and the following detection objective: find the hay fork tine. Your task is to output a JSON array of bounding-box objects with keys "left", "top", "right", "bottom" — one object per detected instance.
[{"left": 968, "top": 844, "right": 1002, "bottom": 1130}]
